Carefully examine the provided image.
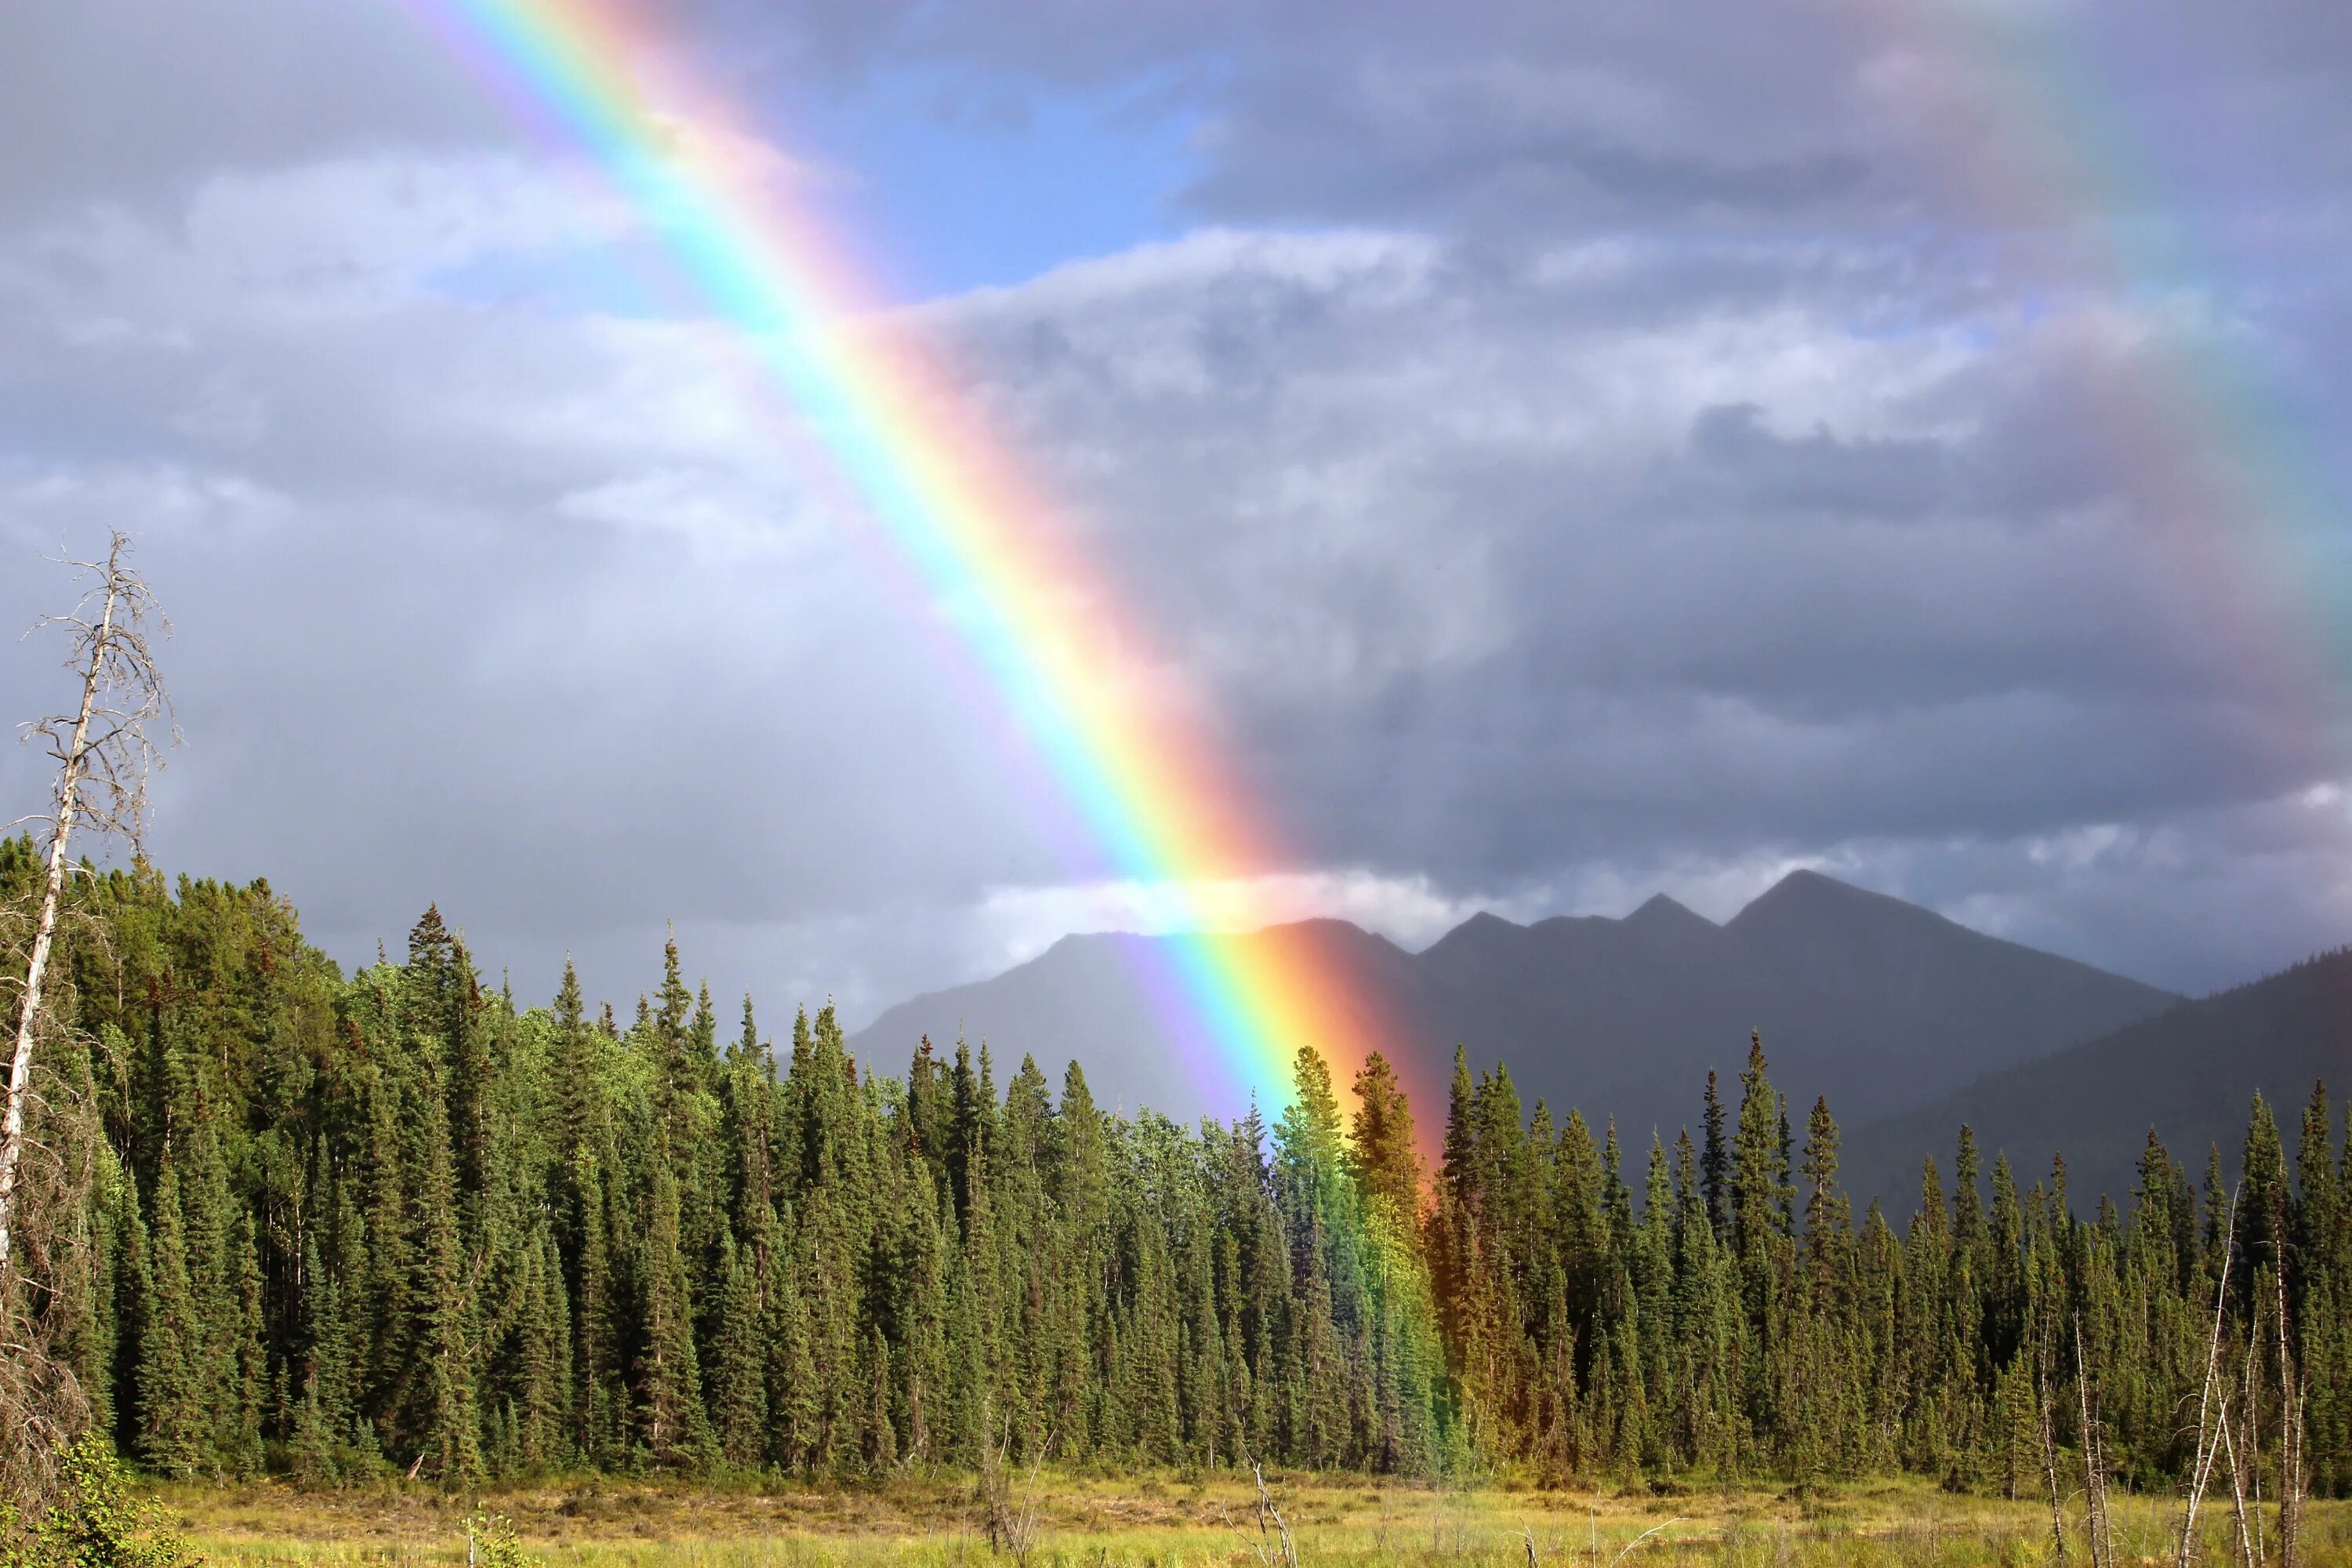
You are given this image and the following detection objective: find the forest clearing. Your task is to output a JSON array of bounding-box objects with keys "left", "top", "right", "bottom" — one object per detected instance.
[{"left": 157, "top": 1474, "right": 2352, "bottom": 1568}]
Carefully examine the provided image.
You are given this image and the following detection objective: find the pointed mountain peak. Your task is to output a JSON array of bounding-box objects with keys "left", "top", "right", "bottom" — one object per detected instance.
[
  {"left": 1624, "top": 891, "right": 1715, "bottom": 929},
  {"left": 1620, "top": 892, "right": 1721, "bottom": 948},
  {"left": 1729, "top": 867, "right": 1924, "bottom": 928},
  {"left": 1423, "top": 909, "right": 1529, "bottom": 960},
  {"left": 1755, "top": 866, "right": 1849, "bottom": 899},
  {"left": 1433, "top": 910, "right": 1528, "bottom": 943}
]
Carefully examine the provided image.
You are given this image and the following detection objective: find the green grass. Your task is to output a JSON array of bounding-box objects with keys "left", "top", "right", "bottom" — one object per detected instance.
[{"left": 154, "top": 1472, "right": 2352, "bottom": 1568}]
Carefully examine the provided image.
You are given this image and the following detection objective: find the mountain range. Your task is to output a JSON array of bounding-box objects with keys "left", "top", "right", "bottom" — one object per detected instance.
[
  {"left": 854, "top": 870, "right": 2222, "bottom": 1200},
  {"left": 1840, "top": 944, "right": 2352, "bottom": 1214}
]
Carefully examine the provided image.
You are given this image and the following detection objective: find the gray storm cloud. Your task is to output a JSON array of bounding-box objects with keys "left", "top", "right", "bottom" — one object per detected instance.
[{"left": 2, "top": 0, "right": 2350, "bottom": 1024}]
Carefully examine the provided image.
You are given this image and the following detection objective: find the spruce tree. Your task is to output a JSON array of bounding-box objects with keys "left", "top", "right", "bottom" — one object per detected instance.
[
  {"left": 1801, "top": 1095, "right": 1849, "bottom": 1279},
  {"left": 137, "top": 1164, "right": 205, "bottom": 1478},
  {"left": 636, "top": 1157, "right": 713, "bottom": 1469},
  {"left": 1701, "top": 1069, "right": 1730, "bottom": 1240},
  {"left": 709, "top": 1231, "right": 767, "bottom": 1468},
  {"left": 412, "top": 1082, "right": 483, "bottom": 1483},
  {"left": 1348, "top": 1051, "right": 1423, "bottom": 1225}
]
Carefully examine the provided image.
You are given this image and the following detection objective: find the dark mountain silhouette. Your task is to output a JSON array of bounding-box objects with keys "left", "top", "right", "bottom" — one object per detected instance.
[
  {"left": 851, "top": 869, "right": 2179, "bottom": 1138},
  {"left": 1842, "top": 946, "right": 2352, "bottom": 1217},
  {"left": 851, "top": 917, "right": 1423, "bottom": 1120}
]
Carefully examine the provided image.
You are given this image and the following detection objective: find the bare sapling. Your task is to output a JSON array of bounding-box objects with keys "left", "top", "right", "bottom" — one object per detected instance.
[
  {"left": 1608, "top": 1521, "right": 1686, "bottom": 1568},
  {"left": 978, "top": 1396, "right": 1007, "bottom": 1552},
  {"left": 1221, "top": 1450, "right": 1298, "bottom": 1568},
  {"left": 2, "top": 531, "right": 172, "bottom": 1276},
  {"left": 2036, "top": 1310, "right": 2069, "bottom": 1564},
  {"left": 2218, "top": 1399, "right": 2254, "bottom": 1568},
  {"left": 2241, "top": 1338, "right": 2265, "bottom": 1568},
  {"left": 2177, "top": 1185, "right": 2238, "bottom": 1568},
  {"left": 1004, "top": 1428, "right": 1050, "bottom": 1568},
  {"left": 2078, "top": 1316, "right": 2115, "bottom": 1568},
  {"left": 1252, "top": 1461, "right": 1299, "bottom": 1568},
  {"left": 974, "top": 1396, "right": 1050, "bottom": 1568},
  {"left": 2274, "top": 1204, "right": 2304, "bottom": 1568}
]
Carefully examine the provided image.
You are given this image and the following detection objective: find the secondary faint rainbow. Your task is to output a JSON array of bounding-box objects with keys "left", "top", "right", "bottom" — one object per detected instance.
[
  {"left": 396, "top": 0, "right": 1423, "bottom": 1125},
  {"left": 1824, "top": 1, "right": 2352, "bottom": 800}
]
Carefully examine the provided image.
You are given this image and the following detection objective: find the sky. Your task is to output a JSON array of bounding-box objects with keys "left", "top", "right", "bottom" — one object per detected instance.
[{"left": 5, "top": 0, "right": 2352, "bottom": 1029}]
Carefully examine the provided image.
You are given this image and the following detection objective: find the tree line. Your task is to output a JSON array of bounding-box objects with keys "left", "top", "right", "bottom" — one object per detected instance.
[{"left": 2, "top": 840, "right": 2346, "bottom": 1501}]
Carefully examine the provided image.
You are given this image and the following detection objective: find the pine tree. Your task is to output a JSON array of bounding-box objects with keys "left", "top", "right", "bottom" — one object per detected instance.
[
  {"left": 412, "top": 1080, "right": 483, "bottom": 1483},
  {"left": 709, "top": 1231, "right": 767, "bottom": 1469},
  {"left": 514, "top": 1223, "right": 572, "bottom": 1472},
  {"left": 1701, "top": 1069, "right": 1730, "bottom": 1240},
  {"left": 1731, "top": 1033, "right": 1788, "bottom": 1280},
  {"left": 1802, "top": 1095, "right": 1849, "bottom": 1279},
  {"left": 137, "top": 1164, "right": 205, "bottom": 1478},
  {"left": 227, "top": 1211, "right": 267, "bottom": 1476},
  {"left": 1348, "top": 1051, "right": 1423, "bottom": 1225},
  {"left": 760, "top": 1219, "right": 820, "bottom": 1472},
  {"left": 637, "top": 1159, "right": 713, "bottom": 1469}
]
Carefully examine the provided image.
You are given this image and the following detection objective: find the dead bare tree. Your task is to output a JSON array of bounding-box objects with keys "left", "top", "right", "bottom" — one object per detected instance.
[
  {"left": 1249, "top": 1461, "right": 1299, "bottom": 1568},
  {"left": 973, "top": 1395, "right": 1051, "bottom": 1567},
  {"left": 2219, "top": 1401, "right": 2255, "bottom": 1568},
  {"left": 1218, "top": 1446, "right": 1299, "bottom": 1568},
  {"left": 2035, "top": 1312, "right": 2069, "bottom": 1566},
  {"left": 2078, "top": 1316, "right": 2115, "bottom": 1568},
  {"left": 2177, "top": 1186, "right": 2239, "bottom": 1568},
  {"left": 2273, "top": 1203, "right": 2305, "bottom": 1568},
  {"left": 0, "top": 534, "right": 169, "bottom": 1513},
  {"left": 1, "top": 530, "right": 172, "bottom": 1276},
  {"left": 2241, "top": 1338, "right": 2265, "bottom": 1568}
]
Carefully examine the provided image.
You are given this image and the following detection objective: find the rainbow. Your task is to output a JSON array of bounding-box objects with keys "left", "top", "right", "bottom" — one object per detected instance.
[
  {"left": 395, "top": 0, "right": 1423, "bottom": 1126},
  {"left": 1824, "top": 1, "right": 2352, "bottom": 826}
]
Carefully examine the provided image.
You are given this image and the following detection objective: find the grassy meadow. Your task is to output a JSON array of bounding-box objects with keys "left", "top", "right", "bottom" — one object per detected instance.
[{"left": 154, "top": 1471, "right": 2352, "bottom": 1568}]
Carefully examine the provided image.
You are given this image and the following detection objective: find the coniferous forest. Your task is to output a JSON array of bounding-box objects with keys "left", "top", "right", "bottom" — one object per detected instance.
[{"left": 7, "top": 837, "right": 2350, "bottom": 1499}]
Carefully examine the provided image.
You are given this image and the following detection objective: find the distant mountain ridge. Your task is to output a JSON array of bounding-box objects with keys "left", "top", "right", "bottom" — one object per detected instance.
[
  {"left": 851, "top": 871, "right": 2181, "bottom": 1138},
  {"left": 1842, "top": 946, "right": 2352, "bottom": 1214}
]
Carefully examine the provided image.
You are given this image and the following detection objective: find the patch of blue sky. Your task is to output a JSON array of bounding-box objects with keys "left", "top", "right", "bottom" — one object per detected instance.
[
  {"left": 781, "top": 62, "right": 1203, "bottom": 302},
  {"left": 425, "top": 231, "right": 700, "bottom": 321},
  {"left": 421, "top": 63, "right": 1203, "bottom": 318}
]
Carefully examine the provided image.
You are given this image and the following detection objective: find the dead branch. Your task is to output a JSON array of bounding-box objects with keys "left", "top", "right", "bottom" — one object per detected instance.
[
  {"left": 1221, "top": 1447, "right": 1299, "bottom": 1568},
  {"left": 1251, "top": 1461, "right": 1298, "bottom": 1568},
  {"left": 1609, "top": 1521, "right": 1687, "bottom": 1568}
]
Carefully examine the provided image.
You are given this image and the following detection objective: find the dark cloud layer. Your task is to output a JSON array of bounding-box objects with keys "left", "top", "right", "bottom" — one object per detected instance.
[{"left": 3, "top": 1, "right": 2351, "bottom": 1025}]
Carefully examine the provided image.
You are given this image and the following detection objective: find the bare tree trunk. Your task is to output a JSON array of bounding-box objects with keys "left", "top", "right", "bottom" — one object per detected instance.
[
  {"left": 2242, "top": 1337, "right": 2266, "bottom": 1568},
  {"left": 2179, "top": 1188, "right": 2239, "bottom": 1568},
  {"left": 2220, "top": 1404, "right": 2255, "bottom": 1568},
  {"left": 2078, "top": 1317, "right": 2113, "bottom": 1568},
  {"left": 2274, "top": 1215, "right": 2303, "bottom": 1568},
  {"left": 0, "top": 586, "right": 110, "bottom": 1276},
  {"left": 1, "top": 531, "right": 170, "bottom": 1279},
  {"left": 2038, "top": 1316, "right": 2070, "bottom": 1565},
  {"left": 0, "top": 533, "right": 166, "bottom": 1512}
]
